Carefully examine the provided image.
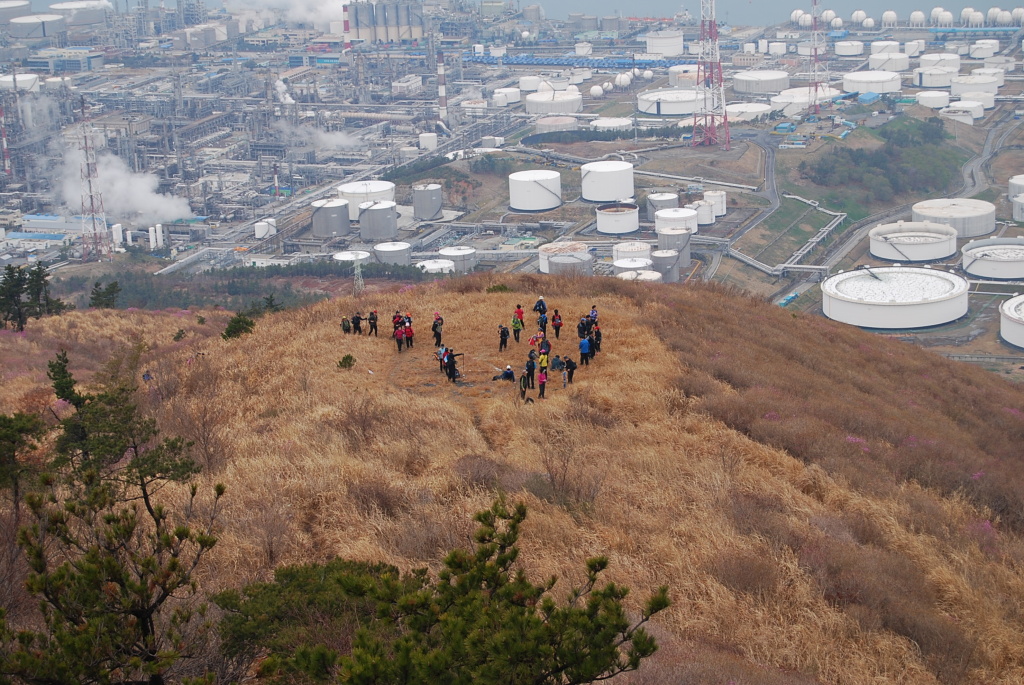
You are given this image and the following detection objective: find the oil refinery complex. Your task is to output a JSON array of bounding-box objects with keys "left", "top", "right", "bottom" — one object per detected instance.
[{"left": 3, "top": 0, "right": 1024, "bottom": 348}]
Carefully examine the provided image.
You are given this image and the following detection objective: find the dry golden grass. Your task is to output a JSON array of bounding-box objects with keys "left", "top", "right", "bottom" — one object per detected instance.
[{"left": 3, "top": 275, "right": 1024, "bottom": 683}]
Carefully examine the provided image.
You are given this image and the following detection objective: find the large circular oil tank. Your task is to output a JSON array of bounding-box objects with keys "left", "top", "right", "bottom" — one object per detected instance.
[
  {"left": 332, "top": 250, "right": 372, "bottom": 265},
  {"left": 842, "top": 70, "right": 902, "bottom": 93},
  {"left": 580, "top": 160, "right": 634, "bottom": 203},
  {"left": 999, "top": 294, "right": 1024, "bottom": 347},
  {"left": 49, "top": 1, "right": 107, "bottom": 26},
  {"left": 636, "top": 88, "right": 705, "bottom": 116},
  {"left": 538, "top": 241, "right": 591, "bottom": 274},
  {"left": 919, "top": 53, "right": 961, "bottom": 69},
  {"left": 534, "top": 115, "right": 577, "bottom": 134},
  {"left": 917, "top": 90, "right": 950, "bottom": 108},
  {"left": 438, "top": 245, "right": 477, "bottom": 273},
  {"left": 412, "top": 183, "right": 443, "bottom": 221},
  {"left": 646, "top": 192, "right": 678, "bottom": 220},
  {"left": 651, "top": 249, "right": 682, "bottom": 283},
  {"left": 951, "top": 74, "right": 1000, "bottom": 95},
  {"left": 373, "top": 241, "right": 413, "bottom": 266},
  {"left": 835, "top": 40, "right": 865, "bottom": 56},
  {"left": 548, "top": 253, "right": 595, "bottom": 276},
  {"left": 337, "top": 180, "right": 395, "bottom": 220},
  {"left": 508, "top": 170, "right": 561, "bottom": 212},
  {"left": 357, "top": 200, "right": 398, "bottom": 241},
  {"left": 612, "top": 240, "right": 651, "bottom": 262},
  {"left": 869, "top": 53, "right": 910, "bottom": 70},
  {"left": 733, "top": 70, "right": 790, "bottom": 93},
  {"left": 868, "top": 221, "right": 958, "bottom": 261},
  {"left": 0, "top": 0, "right": 30, "bottom": 24},
  {"left": 1009, "top": 174, "right": 1024, "bottom": 197},
  {"left": 595, "top": 202, "right": 640, "bottom": 235},
  {"left": 871, "top": 40, "right": 901, "bottom": 54},
  {"left": 416, "top": 259, "right": 456, "bottom": 274},
  {"left": 961, "top": 237, "right": 1024, "bottom": 278},
  {"left": 523, "top": 90, "right": 583, "bottom": 114},
  {"left": 8, "top": 13, "right": 66, "bottom": 38},
  {"left": 912, "top": 198, "right": 996, "bottom": 237},
  {"left": 914, "top": 67, "right": 956, "bottom": 88},
  {"left": 655, "top": 207, "right": 698, "bottom": 232},
  {"left": 612, "top": 257, "right": 654, "bottom": 275},
  {"left": 311, "top": 198, "right": 351, "bottom": 238},
  {"left": 821, "top": 267, "right": 969, "bottom": 329}
]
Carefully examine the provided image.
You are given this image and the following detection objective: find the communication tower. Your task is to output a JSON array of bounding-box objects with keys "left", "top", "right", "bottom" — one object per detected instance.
[
  {"left": 353, "top": 259, "right": 365, "bottom": 296},
  {"left": 807, "top": 0, "right": 827, "bottom": 115},
  {"left": 691, "top": 0, "right": 729, "bottom": 149},
  {"left": 79, "top": 128, "right": 110, "bottom": 261}
]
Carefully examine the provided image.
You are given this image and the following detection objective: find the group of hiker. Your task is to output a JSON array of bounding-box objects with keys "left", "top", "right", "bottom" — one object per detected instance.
[
  {"left": 493, "top": 297, "right": 604, "bottom": 402},
  {"left": 340, "top": 295, "right": 605, "bottom": 400}
]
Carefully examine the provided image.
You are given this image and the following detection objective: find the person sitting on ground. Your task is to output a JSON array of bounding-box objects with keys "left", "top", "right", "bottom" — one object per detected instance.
[
  {"left": 493, "top": 365, "right": 516, "bottom": 382},
  {"left": 549, "top": 355, "right": 565, "bottom": 372}
]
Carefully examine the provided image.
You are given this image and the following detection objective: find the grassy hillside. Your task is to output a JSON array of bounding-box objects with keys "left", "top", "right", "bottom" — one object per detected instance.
[{"left": 2, "top": 275, "right": 1024, "bottom": 684}]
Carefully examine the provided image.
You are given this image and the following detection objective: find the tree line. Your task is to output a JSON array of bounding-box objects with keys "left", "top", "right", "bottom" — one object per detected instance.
[
  {"left": 0, "top": 265, "right": 72, "bottom": 331},
  {"left": 0, "top": 354, "right": 669, "bottom": 683}
]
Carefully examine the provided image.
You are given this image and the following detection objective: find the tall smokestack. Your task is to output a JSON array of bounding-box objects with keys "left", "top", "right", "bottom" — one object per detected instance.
[
  {"left": 436, "top": 51, "right": 448, "bottom": 124},
  {"left": 342, "top": 3, "right": 351, "bottom": 48}
]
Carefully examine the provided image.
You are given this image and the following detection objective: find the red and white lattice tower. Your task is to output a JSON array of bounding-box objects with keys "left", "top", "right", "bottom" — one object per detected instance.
[
  {"left": 807, "top": 0, "right": 828, "bottom": 115},
  {"left": 692, "top": 0, "right": 729, "bottom": 149},
  {"left": 79, "top": 128, "right": 110, "bottom": 261}
]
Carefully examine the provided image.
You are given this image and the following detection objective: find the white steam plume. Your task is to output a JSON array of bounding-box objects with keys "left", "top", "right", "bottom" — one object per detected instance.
[
  {"left": 274, "top": 79, "right": 295, "bottom": 105},
  {"left": 271, "top": 120, "right": 362, "bottom": 149},
  {"left": 223, "top": 0, "right": 344, "bottom": 25},
  {"left": 61, "top": 148, "right": 193, "bottom": 226}
]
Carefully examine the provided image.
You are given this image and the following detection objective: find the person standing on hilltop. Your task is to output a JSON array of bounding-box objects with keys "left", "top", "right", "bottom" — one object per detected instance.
[
  {"left": 564, "top": 355, "right": 577, "bottom": 384},
  {"left": 590, "top": 305, "right": 598, "bottom": 323},
  {"left": 519, "top": 370, "right": 530, "bottom": 403},
  {"left": 511, "top": 315, "right": 524, "bottom": 343},
  {"left": 431, "top": 312, "right": 444, "bottom": 347},
  {"left": 537, "top": 368, "right": 547, "bottom": 400},
  {"left": 593, "top": 325, "right": 602, "bottom": 354},
  {"left": 537, "top": 311, "right": 548, "bottom": 336},
  {"left": 499, "top": 323, "right": 510, "bottom": 352},
  {"left": 525, "top": 355, "right": 536, "bottom": 389},
  {"left": 351, "top": 312, "right": 364, "bottom": 335},
  {"left": 576, "top": 316, "right": 587, "bottom": 339},
  {"left": 579, "top": 336, "right": 591, "bottom": 366},
  {"left": 446, "top": 350, "right": 463, "bottom": 382},
  {"left": 551, "top": 309, "right": 563, "bottom": 339},
  {"left": 393, "top": 311, "right": 404, "bottom": 330},
  {"left": 514, "top": 304, "right": 525, "bottom": 330},
  {"left": 367, "top": 310, "right": 379, "bottom": 337},
  {"left": 394, "top": 325, "right": 405, "bottom": 353},
  {"left": 404, "top": 321, "right": 415, "bottom": 348},
  {"left": 533, "top": 296, "right": 547, "bottom": 317},
  {"left": 341, "top": 316, "right": 352, "bottom": 334}
]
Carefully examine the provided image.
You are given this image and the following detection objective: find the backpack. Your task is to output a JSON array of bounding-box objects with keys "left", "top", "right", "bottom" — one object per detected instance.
[
  {"left": 341, "top": 320, "right": 351, "bottom": 332},
  {"left": 500, "top": 326, "right": 509, "bottom": 339},
  {"left": 526, "top": 359, "right": 536, "bottom": 371}
]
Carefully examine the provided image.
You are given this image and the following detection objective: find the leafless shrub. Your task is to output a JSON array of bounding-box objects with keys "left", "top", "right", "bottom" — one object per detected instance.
[
  {"left": 348, "top": 479, "right": 409, "bottom": 518},
  {"left": 454, "top": 454, "right": 507, "bottom": 489},
  {"left": 332, "top": 394, "right": 392, "bottom": 451},
  {"left": 540, "top": 432, "right": 605, "bottom": 510},
  {"left": 712, "top": 549, "right": 780, "bottom": 598}
]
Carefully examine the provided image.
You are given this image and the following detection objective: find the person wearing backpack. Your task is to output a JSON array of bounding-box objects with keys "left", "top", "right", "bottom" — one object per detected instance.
[
  {"left": 446, "top": 350, "right": 463, "bottom": 382},
  {"left": 551, "top": 309, "right": 563, "bottom": 339},
  {"left": 525, "top": 356, "right": 536, "bottom": 389},
  {"left": 514, "top": 304, "right": 525, "bottom": 328},
  {"left": 537, "top": 312, "right": 548, "bottom": 336},
  {"left": 593, "top": 325, "right": 602, "bottom": 353},
  {"left": 576, "top": 317, "right": 587, "bottom": 339},
  {"left": 532, "top": 296, "right": 547, "bottom": 316},
  {"left": 537, "top": 350, "right": 549, "bottom": 374},
  {"left": 341, "top": 316, "right": 352, "bottom": 334},
  {"left": 498, "top": 324, "right": 510, "bottom": 352},
  {"left": 367, "top": 310, "right": 379, "bottom": 337},
  {"left": 539, "top": 338, "right": 552, "bottom": 356},
  {"left": 511, "top": 315, "right": 524, "bottom": 343},
  {"left": 519, "top": 370, "right": 530, "bottom": 402},
  {"left": 563, "top": 356, "right": 577, "bottom": 385},
  {"left": 431, "top": 313, "right": 444, "bottom": 347},
  {"left": 404, "top": 322, "right": 415, "bottom": 348}
]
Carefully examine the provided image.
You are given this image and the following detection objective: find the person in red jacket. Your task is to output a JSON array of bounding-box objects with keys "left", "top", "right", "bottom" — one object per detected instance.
[
  {"left": 514, "top": 304, "right": 525, "bottom": 328},
  {"left": 394, "top": 325, "right": 405, "bottom": 352},
  {"left": 551, "top": 309, "right": 563, "bottom": 339}
]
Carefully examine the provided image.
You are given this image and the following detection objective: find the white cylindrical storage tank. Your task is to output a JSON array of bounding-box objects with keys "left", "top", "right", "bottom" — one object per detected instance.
[
  {"left": 419, "top": 132, "right": 438, "bottom": 150},
  {"left": 612, "top": 257, "right": 653, "bottom": 275},
  {"left": 768, "top": 42, "right": 787, "bottom": 56},
  {"left": 147, "top": 226, "right": 157, "bottom": 249},
  {"left": 575, "top": 41, "right": 593, "bottom": 56},
  {"left": 770, "top": 85, "right": 843, "bottom": 109},
  {"left": 0, "top": 73, "right": 39, "bottom": 92},
  {"left": 254, "top": 222, "right": 270, "bottom": 239},
  {"left": 822, "top": 267, "right": 969, "bottom": 328},
  {"left": 509, "top": 170, "right": 562, "bottom": 212},
  {"left": 948, "top": 100, "right": 986, "bottom": 118},
  {"left": 1009, "top": 174, "right": 1024, "bottom": 197},
  {"left": 373, "top": 241, "right": 413, "bottom": 266},
  {"left": 743, "top": 42, "right": 756, "bottom": 53},
  {"left": 919, "top": 53, "right": 961, "bottom": 69},
  {"left": 358, "top": 200, "right": 398, "bottom": 241},
  {"left": 519, "top": 75, "right": 542, "bottom": 91},
  {"left": 1001, "top": 295, "right": 1024, "bottom": 347},
  {"left": 636, "top": 88, "right": 705, "bottom": 115},
  {"left": 693, "top": 200, "right": 715, "bottom": 226},
  {"left": 548, "top": 254, "right": 595, "bottom": 276},
  {"left": 655, "top": 207, "right": 699, "bottom": 233},
  {"left": 492, "top": 94, "right": 508, "bottom": 108},
  {"left": 668, "top": 64, "right": 698, "bottom": 87},
  {"left": 704, "top": 190, "right": 727, "bottom": 216},
  {"left": 914, "top": 67, "right": 955, "bottom": 87},
  {"left": 617, "top": 270, "right": 662, "bottom": 282},
  {"left": 969, "top": 42, "right": 997, "bottom": 58},
  {"left": 758, "top": 38, "right": 769, "bottom": 53},
  {"left": 524, "top": 90, "right": 582, "bottom": 114},
  {"left": 910, "top": 9, "right": 927, "bottom": 25},
  {"left": 595, "top": 202, "right": 640, "bottom": 235},
  {"left": 494, "top": 87, "right": 521, "bottom": 103},
  {"left": 0, "top": 0, "right": 30, "bottom": 23},
  {"left": 8, "top": 13, "right": 66, "bottom": 38},
  {"left": 917, "top": 90, "right": 950, "bottom": 107},
  {"left": 842, "top": 71, "right": 902, "bottom": 93},
  {"left": 868, "top": 221, "right": 959, "bottom": 261},
  {"left": 416, "top": 259, "right": 455, "bottom": 274},
  {"left": 869, "top": 53, "right": 910, "bottom": 70},
  {"left": 871, "top": 40, "right": 901, "bottom": 54},
  {"left": 985, "top": 55, "right": 1015, "bottom": 71},
  {"left": 412, "top": 183, "right": 443, "bottom": 221},
  {"left": 591, "top": 117, "right": 633, "bottom": 131},
  {"left": 904, "top": 39, "right": 925, "bottom": 56},
  {"left": 835, "top": 40, "right": 865, "bottom": 56},
  {"left": 962, "top": 237, "right": 1024, "bottom": 278},
  {"left": 311, "top": 198, "right": 351, "bottom": 238},
  {"left": 337, "top": 180, "right": 396, "bottom": 220},
  {"left": 951, "top": 75, "right": 999, "bottom": 95},
  {"left": 853, "top": 9, "right": 868, "bottom": 23},
  {"left": 534, "top": 115, "right": 578, "bottom": 133},
  {"left": 332, "top": 250, "right": 372, "bottom": 266},
  {"left": 656, "top": 226, "right": 694, "bottom": 250},
  {"left": 651, "top": 249, "right": 682, "bottom": 283},
  {"left": 797, "top": 41, "right": 826, "bottom": 56},
  {"left": 912, "top": 198, "right": 996, "bottom": 237},
  {"left": 646, "top": 192, "right": 678, "bottom": 220},
  {"left": 882, "top": 10, "right": 899, "bottom": 26},
  {"left": 612, "top": 240, "right": 651, "bottom": 262},
  {"left": 581, "top": 160, "right": 634, "bottom": 203},
  {"left": 959, "top": 91, "right": 996, "bottom": 108},
  {"left": 972, "top": 67, "right": 1005, "bottom": 86},
  {"left": 538, "top": 241, "right": 591, "bottom": 274},
  {"left": 438, "top": 245, "right": 477, "bottom": 273},
  {"left": 546, "top": 76, "right": 570, "bottom": 91},
  {"left": 725, "top": 102, "right": 773, "bottom": 121},
  {"left": 733, "top": 69, "right": 790, "bottom": 93},
  {"left": 644, "top": 30, "right": 685, "bottom": 56},
  {"left": 49, "top": 1, "right": 107, "bottom": 26}
]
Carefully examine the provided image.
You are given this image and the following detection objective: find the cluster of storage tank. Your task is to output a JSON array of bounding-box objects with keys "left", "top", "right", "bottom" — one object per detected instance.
[{"left": 790, "top": 7, "right": 1024, "bottom": 28}]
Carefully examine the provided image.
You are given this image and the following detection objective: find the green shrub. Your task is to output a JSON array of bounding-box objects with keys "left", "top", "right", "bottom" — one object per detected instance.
[{"left": 338, "top": 355, "right": 356, "bottom": 370}]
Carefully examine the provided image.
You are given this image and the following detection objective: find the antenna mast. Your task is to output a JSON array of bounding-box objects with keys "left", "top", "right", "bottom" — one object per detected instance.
[
  {"left": 353, "top": 259, "right": 365, "bottom": 296},
  {"left": 80, "top": 128, "right": 110, "bottom": 262},
  {"left": 807, "top": 0, "right": 827, "bottom": 115},
  {"left": 691, "top": 0, "right": 729, "bottom": 149}
]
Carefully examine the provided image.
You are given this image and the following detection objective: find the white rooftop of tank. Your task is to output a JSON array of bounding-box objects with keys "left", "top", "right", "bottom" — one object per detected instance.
[
  {"left": 637, "top": 89, "right": 701, "bottom": 101},
  {"left": 333, "top": 250, "right": 371, "bottom": 260},
  {"left": 914, "top": 198, "right": 995, "bottom": 216},
  {"left": 582, "top": 160, "right": 633, "bottom": 171},
  {"left": 338, "top": 180, "right": 394, "bottom": 192},
  {"left": 10, "top": 13, "right": 64, "bottom": 21},
  {"left": 823, "top": 267, "right": 968, "bottom": 303},
  {"left": 510, "top": 169, "right": 560, "bottom": 180},
  {"left": 735, "top": 70, "right": 790, "bottom": 80},
  {"left": 1002, "top": 294, "right": 1024, "bottom": 322},
  {"left": 963, "top": 245, "right": 1024, "bottom": 260}
]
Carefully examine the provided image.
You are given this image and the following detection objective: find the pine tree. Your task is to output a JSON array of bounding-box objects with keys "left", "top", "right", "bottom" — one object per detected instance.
[
  {"left": 0, "top": 353, "right": 225, "bottom": 685},
  {"left": 88, "top": 280, "right": 121, "bottom": 309},
  {"left": 0, "top": 265, "right": 28, "bottom": 331}
]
